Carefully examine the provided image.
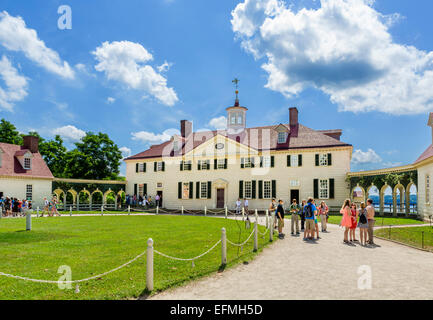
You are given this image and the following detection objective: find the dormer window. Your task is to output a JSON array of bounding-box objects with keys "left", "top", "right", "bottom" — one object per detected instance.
[
  {"left": 278, "top": 132, "right": 287, "bottom": 144},
  {"left": 24, "top": 157, "right": 31, "bottom": 170}
]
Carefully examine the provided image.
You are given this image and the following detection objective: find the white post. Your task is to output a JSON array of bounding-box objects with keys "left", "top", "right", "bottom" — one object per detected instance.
[
  {"left": 221, "top": 228, "right": 227, "bottom": 265},
  {"left": 225, "top": 206, "right": 228, "bottom": 219},
  {"left": 254, "top": 220, "right": 258, "bottom": 252},
  {"left": 26, "top": 211, "right": 31, "bottom": 231},
  {"left": 70, "top": 206, "right": 72, "bottom": 216},
  {"left": 128, "top": 205, "right": 131, "bottom": 215},
  {"left": 101, "top": 206, "right": 104, "bottom": 216},
  {"left": 270, "top": 216, "right": 274, "bottom": 242},
  {"left": 242, "top": 207, "right": 245, "bottom": 220},
  {"left": 37, "top": 206, "right": 40, "bottom": 218},
  {"left": 156, "top": 206, "right": 159, "bottom": 215},
  {"left": 146, "top": 238, "right": 154, "bottom": 292},
  {"left": 266, "top": 209, "right": 269, "bottom": 229},
  {"left": 204, "top": 206, "right": 207, "bottom": 216},
  {"left": 255, "top": 209, "right": 258, "bottom": 222},
  {"left": 181, "top": 206, "right": 184, "bottom": 215}
]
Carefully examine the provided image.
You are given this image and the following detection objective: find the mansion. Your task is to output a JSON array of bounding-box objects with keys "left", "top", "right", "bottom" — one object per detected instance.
[{"left": 125, "top": 97, "right": 353, "bottom": 210}]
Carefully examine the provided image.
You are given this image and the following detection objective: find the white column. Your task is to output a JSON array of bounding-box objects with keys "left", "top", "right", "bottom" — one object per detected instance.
[
  {"left": 221, "top": 228, "right": 227, "bottom": 265},
  {"left": 146, "top": 238, "right": 154, "bottom": 292},
  {"left": 101, "top": 206, "right": 104, "bottom": 216},
  {"left": 26, "top": 212, "right": 31, "bottom": 231},
  {"left": 156, "top": 206, "right": 159, "bottom": 215}
]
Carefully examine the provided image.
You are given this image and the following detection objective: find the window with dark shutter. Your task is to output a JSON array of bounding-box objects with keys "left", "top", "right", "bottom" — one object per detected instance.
[
  {"left": 224, "top": 158, "right": 228, "bottom": 169},
  {"left": 271, "top": 180, "right": 276, "bottom": 198},
  {"left": 136, "top": 163, "right": 139, "bottom": 173},
  {"left": 258, "top": 180, "right": 263, "bottom": 199},
  {"left": 239, "top": 180, "right": 244, "bottom": 198},
  {"left": 214, "top": 159, "right": 218, "bottom": 170},
  {"left": 298, "top": 154, "right": 302, "bottom": 167},
  {"left": 178, "top": 182, "right": 182, "bottom": 199},
  {"left": 207, "top": 181, "right": 212, "bottom": 199},
  {"left": 328, "top": 153, "right": 332, "bottom": 166},
  {"left": 197, "top": 160, "right": 201, "bottom": 170},
  {"left": 196, "top": 182, "right": 200, "bottom": 199},
  {"left": 143, "top": 163, "right": 147, "bottom": 172},
  {"left": 143, "top": 183, "right": 147, "bottom": 196},
  {"left": 314, "top": 179, "right": 319, "bottom": 199},
  {"left": 260, "top": 156, "right": 263, "bottom": 168},
  {"left": 162, "top": 162, "right": 165, "bottom": 171},
  {"left": 315, "top": 154, "right": 319, "bottom": 166},
  {"left": 154, "top": 162, "right": 157, "bottom": 171},
  {"left": 180, "top": 161, "right": 184, "bottom": 171},
  {"left": 189, "top": 182, "right": 194, "bottom": 199},
  {"left": 241, "top": 158, "right": 245, "bottom": 169},
  {"left": 271, "top": 156, "right": 275, "bottom": 168},
  {"left": 329, "top": 178, "right": 335, "bottom": 199},
  {"left": 287, "top": 155, "right": 291, "bottom": 167},
  {"left": 252, "top": 181, "right": 256, "bottom": 199}
]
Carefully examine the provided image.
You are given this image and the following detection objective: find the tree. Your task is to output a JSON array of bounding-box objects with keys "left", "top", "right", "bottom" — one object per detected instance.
[
  {"left": 0, "top": 118, "right": 22, "bottom": 145},
  {"left": 63, "top": 132, "right": 122, "bottom": 180}
]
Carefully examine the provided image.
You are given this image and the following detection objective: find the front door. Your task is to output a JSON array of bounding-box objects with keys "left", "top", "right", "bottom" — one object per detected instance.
[
  {"left": 217, "top": 189, "right": 225, "bottom": 208},
  {"left": 290, "top": 190, "right": 300, "bottom": 204},
  {"left": 157, "top": 191, "right": 163, "bottom": 207}
]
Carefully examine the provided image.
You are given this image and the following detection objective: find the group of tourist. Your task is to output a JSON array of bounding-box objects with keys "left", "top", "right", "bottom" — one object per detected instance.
[
  {"left": 125, "top": 194, "right": 161, "bottom": 208},
  {"left": 235, "top": 198, "right": 249, "bottom": 215},
  {"left": 0, "top": 197, "right": 33, "bottom": 217},
  {"left": 266, "top": 197, "right": 375, "bottom": 245},
  {"left": 40, "top": 196, "right": 61, "bottom": 217}
]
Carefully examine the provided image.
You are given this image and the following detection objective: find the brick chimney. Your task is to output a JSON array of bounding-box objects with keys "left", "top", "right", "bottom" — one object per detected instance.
[
  {"left": 181, "top": 120, "right": 193, "bottom": 138},
  {"left": 428, "top": 113, "right": 433, "bottom": 145},
  {"left": 289, "top": 107, "right": 299, "bottom": 137},
  {"left": 23, "top": 135, "right": 39, "bottom": 153}
]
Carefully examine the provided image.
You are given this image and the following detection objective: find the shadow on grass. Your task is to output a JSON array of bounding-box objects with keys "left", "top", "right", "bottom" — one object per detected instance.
[{"left": 0, "top": 231, "right": 72, "bottom": 245}]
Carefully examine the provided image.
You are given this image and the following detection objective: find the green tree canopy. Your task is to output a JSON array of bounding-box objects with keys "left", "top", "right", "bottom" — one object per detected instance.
[{"left": 0, "top": 118, "right": 22, "bottom": 145}]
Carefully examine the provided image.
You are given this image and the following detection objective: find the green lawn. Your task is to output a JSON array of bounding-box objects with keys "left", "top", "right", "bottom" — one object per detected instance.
[
  {"left": 375, "top": 226, "right": 433, "bottom": 251},
  {"left": 326, "top": 215, "right": 424, "bottom": 226},
  {"left": 0, "top": 215, "right": 273, "bottom": 300}
]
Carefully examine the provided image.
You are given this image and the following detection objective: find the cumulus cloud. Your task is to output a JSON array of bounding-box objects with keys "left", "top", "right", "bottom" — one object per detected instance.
[
  {"left": 0, "top": 11, "right": 75, "bottom": 79},
  {"left": 106, "top": 97, "right": 116, "bottom": 104},
  {"left": 92, "top": 41, "right": 178, "bottom": 106},
  {"left": 0, "top": 55, "right": 28, "bottom": 111},
  {"left": 231, "top": 0, "right": 433, "bottom": 115},
  {"left": 208, "top": 116, "right": 227, "bottom": 130},
  {"left": 352, "top": 148, "right": 382, "bottom": 164},
  {"left": 131, "top": 128, "right": 180, "bottom": 144},
  {"left": 157, "top": 61, "right": 173, "bottom": 73},
  {"left": 53, "top": 125, "right": 86, "bottom": 143},
  {"left": 119, "top": 146, "right": 132, "bottom": 159}
]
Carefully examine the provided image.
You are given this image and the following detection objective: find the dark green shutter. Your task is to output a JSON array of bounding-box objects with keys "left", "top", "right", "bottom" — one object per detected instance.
[
  {"left": 178, "top": 182, "right": 182, "bottom": 199},
  {"left": 214, "top": 159, "right": 218, "bottom": 170},
  {"left": 314, "top": 179, "right": 319, "bottom": 199},
  {"left": 287, "top": 155, "right": 291, "bottom": 167},
  {"left": 143, "top": 183, "right": 147, "bottom": 196},
  {"left": 189, "top": 182, "right": 194, "bottom": 199},
  {"left": 207, "top": 181, "right": 212, "bottom": 199},
  {"left": 154, "top": 162, "right": 157, "bottom": 171},
  {"left": 196, "top": 182, "right": 200, "bottom": 199},
  {"left": 271, "top": 180, "right": 276, "bottom": 198},
  {"left": 329, "top": 179, "right": 335, "bottom": 199},
  {"left": 143, "top": 163, "right": 146, "bottom": 172},
  {"left": 241, "top": 158, "right": 244, "bottom": 169},
  {"left": 136, "top": 163, "right": 139, "bottom": 173},
  {"left": 197, "top": 160, "right": 201, "bottom": 170},
  {"left": 298, "top": 154, "right": 302, "bottom": 167},
  {"left": 328, "top": 153, "right": 332, "bottom": 166},
  {"left": 162, "top": 162, "right": 165, "bottom": 171},
  {"left": 258, "top": 181, "right": 263, "bottom": 199},
  {"left": 260, "top": 156, "right": 263, "bottom": 168},
  {"left": 239, "top": 181, "right": 243, "bottom": 198},
  {"left": 252, "top": 181, "right": 256, "bottom": 199},
  {"left": 251, "top": 158, "right": 255, "bottom": 168},
  {"left": 271, "top": 156, "right": 275, "bottom": 168},
  {"left": 315, "top": 154, "right": 319, "bottom": 166},
  {"left": 180, "top": 161, "right": 184, "bottom": 171},
  {"left": 134, "top": 184, "right": 137, "bottom": 196},
  {"left": 224, "top": 158, "right": 228, "bottom": 169},
  {"left": 207, "top": 160, "right": 211, "bottom": 170}
]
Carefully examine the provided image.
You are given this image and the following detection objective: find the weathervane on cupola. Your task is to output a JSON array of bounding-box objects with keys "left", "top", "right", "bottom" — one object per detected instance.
[{"left": 227, "top": 78, "right": 248, "bottom": 132}]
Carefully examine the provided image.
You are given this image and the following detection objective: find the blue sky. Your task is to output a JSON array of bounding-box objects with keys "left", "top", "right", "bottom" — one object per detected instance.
[{"left": 0, "top": 0, "right": 432, "bottom": 175}]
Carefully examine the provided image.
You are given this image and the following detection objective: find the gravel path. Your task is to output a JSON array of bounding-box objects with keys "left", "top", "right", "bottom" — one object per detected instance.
[{"left": 149, "top": 217, "right": 433, "bottom": 300}]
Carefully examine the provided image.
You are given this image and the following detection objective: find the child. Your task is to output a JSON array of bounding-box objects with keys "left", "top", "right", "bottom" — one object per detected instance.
[
  {"left": 350, "top": 203, "right": 358, "bottom": 242},
  {"left": 358, "top": 202, "right": 369, "bottom": 246}
]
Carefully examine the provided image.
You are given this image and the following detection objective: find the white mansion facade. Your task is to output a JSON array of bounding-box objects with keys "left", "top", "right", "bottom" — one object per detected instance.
[{"left": 125, "top": 98, "right": 353, "bottom": 210}]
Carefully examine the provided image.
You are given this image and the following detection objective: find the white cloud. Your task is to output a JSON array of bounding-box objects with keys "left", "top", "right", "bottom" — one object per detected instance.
[
  {"left": 352, "top": 148, "right": 382, "bottom": 164},
  {"left": 157, "top": 61, "right": 173, "bottom": 73},
  {"left": 106, "top": 97, "right": 116, "bottom": 104},
  {"left": 231, "top": 0, "right": 433, "bottom": 115},
  {"left": 131, "top": 128, "right": 180, "bottom": 144},
  {"left": 53, "top": 125, "right": 86, "bottom": 143},
  {"left": 119, "top": 146, "right": 131, "bottom": 159},
  {"left": 208, "top": 116, "right": 227, "bottom": 130},
  {"left": 0, "top": 11, "right": 75, "bottom": 79},
  {"left": 0, "top": 55, "right": 28, "bottom": 111},
  {"left": 92, "top": 41, "right": 178, "bottom": 106}
]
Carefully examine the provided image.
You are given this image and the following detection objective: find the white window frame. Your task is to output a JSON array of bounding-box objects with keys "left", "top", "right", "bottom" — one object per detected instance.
[
  {"left": 200, "top": 182, "right": 208, "bottom": 199},
  {"left": 278, "top": 132, "right": 287, "bottom": 144},
  {"left": 157, "top": 162, "right": 163, "bottom": 172},
  {"left": 138, "top": 184, "right": 145, "bottom": 197},
  {"left": 230, "top": 115, "right": 236, "bottom": 124},
  {"left": 199, "top": 160, "right": 210, "bottom": 170},
  {"left": 237, "top": 113, "right": 243, "bottom": 125},
  {"left": 217, "top": 159, "right": 225, "bottom": 169},
  {"left": 244, "top": 181, "right": 252, "bottom": 199},
  {"left": 426, "top": 174, "right": 430, "bottom": 204},
  {"left": 183, "top": 160, "right": 192, "bottom": 171},
  {"left": 26, "top": 184, "right": 33, "bottom": 201},
  {"left": 262, "top": 156, "right": 271, "bottom": 168},
  {"left": 291, "top": 155, "right": 299, "bottom": 167},
  {"left": 263, "top": 180, "right": 272, "bottom": 199},
  {"left": 182, "top": 182, "right": 190, "bottom": 200},
  {"left": 319, "top": 154, "right": 329, "bottom": 166},
  {"left": 319, "top": 179, "right": 329, "bottom": 200},
  {"left": 243, "top": 157, "right": 253, "bottom": 168},
  {"left": 138, "top": 163, "right": 145, "bottom": 173},
  {"left": 24, "top": 157, "right": 31, "bottom": 170}
]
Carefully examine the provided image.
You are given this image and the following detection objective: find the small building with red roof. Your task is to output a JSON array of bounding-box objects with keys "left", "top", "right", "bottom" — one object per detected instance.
[{"left": 0, "top": 136, "right": 54, "bottom": 207}]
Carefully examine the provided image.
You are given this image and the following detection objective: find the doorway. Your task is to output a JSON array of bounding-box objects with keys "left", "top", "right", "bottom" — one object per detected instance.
[
  {"left": 157, "top": 191, "right": 163, "bottom": 207},
  {"left": 290, "top": 190, "right": 300, "bottom": 204},
  {"left": 216, "top": 189, "right": 225, "bottom": 208}
]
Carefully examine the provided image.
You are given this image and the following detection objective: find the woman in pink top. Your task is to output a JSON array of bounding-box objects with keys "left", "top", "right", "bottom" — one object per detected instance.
[
  {"left": 318, "top": 201, "right": 329, "bottom": 232},
  {"left": 340, "top": 199, "right": 352, "bottom": 244},
  {"left": 350, "top": 203, "right": 358, "bottom": 242}
]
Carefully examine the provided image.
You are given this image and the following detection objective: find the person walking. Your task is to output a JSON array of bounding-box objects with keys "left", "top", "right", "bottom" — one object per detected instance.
[
  {"left": 300, "top": 199, "right": 306, "bottom": 231},
  {"left": 276, "top": 199, "right": 285, "bottom": 239},
  {"left": 350, "top": 203, "right": 358, "bottom": 242},
  {"left": 313, "top": 200, "right": 320, "bottom": 240},
  {"left": 155, "top": 194, "right": 160, "bottom": 207},
  {"left": 243, "top": 198, "right": 249, "bottom": 215},
  {"left": 235, "top": 198, "right": 241, "bottom": 215},
  {"left": 303, "top": 197, "right": 317, "bottom": 241},
  {"left": 318, "top": 201, "right": 329, "bottom": 232},
  {"left": 340, "top": 199, "right": 352, "bottom": 244},
  {"left": 366, "top": 199, "right": 376, "bottom": 245},
  {"left": 358, "top": 202, "right": 369, "bottom": 246},
  {"left": 290, "top": 199, "right": 301, "bottom": 235}
]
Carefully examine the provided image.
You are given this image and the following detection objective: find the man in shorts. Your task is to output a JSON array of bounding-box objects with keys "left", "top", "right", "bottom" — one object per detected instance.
[{"left": 303, "top": 197, "right": 317, "bottom": 241}]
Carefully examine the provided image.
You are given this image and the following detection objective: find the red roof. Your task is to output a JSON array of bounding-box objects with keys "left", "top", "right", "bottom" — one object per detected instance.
[
  {"left": 126, "top": 124, "right": 351, "bottom": 160},
  {"left": 415, "top": 144, "right": 433, "bottom": 164},
  {"left": 0, "top": 142, "right": 54, "bottom": 179}
]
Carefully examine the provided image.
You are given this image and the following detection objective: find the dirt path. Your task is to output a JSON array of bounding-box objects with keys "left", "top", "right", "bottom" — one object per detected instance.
[{"left": 149, "top": 217, "right": 433, "bottom": 300}]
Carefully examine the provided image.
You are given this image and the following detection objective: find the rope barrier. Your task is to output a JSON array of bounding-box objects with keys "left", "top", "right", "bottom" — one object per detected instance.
[
  {"left": 154, "top": 240, "right": 221, "bottom": 261},
  {"left": 226, "top": 229, "right": 255, "bottom": 247}
]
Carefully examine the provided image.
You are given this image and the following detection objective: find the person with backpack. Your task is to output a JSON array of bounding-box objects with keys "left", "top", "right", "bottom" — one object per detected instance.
[
  {"left": 300, "top": 199, "right": 306, "bottom": 231},
  {"left": 276, "top": 199, "right": 285, "bottom": 239},
  {"left": 303, "top": 197, "right": 317, "bottom": 241},
  {"left": 358, "top": 202, "right": 369, "bottom": 246}
]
